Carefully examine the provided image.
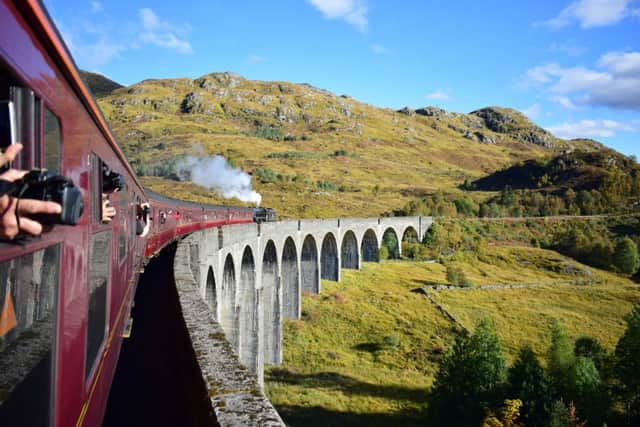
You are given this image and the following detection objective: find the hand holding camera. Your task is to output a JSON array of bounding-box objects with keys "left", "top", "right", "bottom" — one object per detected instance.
[{"left": 0, "top": 144, "right": 69, "bottom": 240}]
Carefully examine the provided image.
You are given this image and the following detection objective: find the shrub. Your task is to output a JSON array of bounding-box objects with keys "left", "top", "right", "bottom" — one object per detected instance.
[
  {"left": 378, "top": 246, "right": 389, "bottom": 260},
  {"left": 316, "top": 180, "right": 338, "bottom": 191},
  {"left": 253, "top": 125, "right": 284, "bottom": 141},
  {"left": 253, "top": 167, "right": 279, "bottom": 183},
  {"left": 402, "top": 242, "right": 424, "bottom": 260},
  {"left": 383, "top": 335, "right": 400, "bottom": 348},
  {"left": 446, "top": 265, "right": 471, "bottom": 286},
  {"left": 613, "top": 237, "right": 640, "bottom": 274}
]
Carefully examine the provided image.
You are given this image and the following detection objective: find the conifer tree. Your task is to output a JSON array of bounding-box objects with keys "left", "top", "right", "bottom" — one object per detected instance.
[
  {"left": 508, "top": 345, "right": 552, "bottom": 427},
  {"left": 428, "top": 319, "right": 506, "bottom": 426}
]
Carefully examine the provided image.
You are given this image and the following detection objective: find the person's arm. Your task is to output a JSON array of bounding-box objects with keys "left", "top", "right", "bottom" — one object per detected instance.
[
  {"left": 0, "top": 144, "right": 61, "bottom": 240},
  {"left": 139, "top": 202, "right": 151, "bottom": 237},
  {"left": 101, "top": 194, "right": 116, "bottom": 223}
]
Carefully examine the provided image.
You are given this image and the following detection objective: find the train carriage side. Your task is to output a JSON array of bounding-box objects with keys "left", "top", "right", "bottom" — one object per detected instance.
[{"left": 0, "top": 2, "right": 149, "bottom": 426}]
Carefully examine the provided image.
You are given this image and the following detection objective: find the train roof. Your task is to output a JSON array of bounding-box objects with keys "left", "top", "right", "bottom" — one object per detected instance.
[
  {"left": 144, "top": 188, "right": 255, "bottom": 212},
  {"left": 20, "top": 0, "right": 145, "bottom": 194}
]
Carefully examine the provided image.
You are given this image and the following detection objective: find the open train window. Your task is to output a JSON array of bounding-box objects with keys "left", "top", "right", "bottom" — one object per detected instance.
[
  {"left": 0, "top": 62, "right": 41, "bottom": 170},
  {"left": 43, "top": 108, "right": 61, "bottom": 173},
  {"left": 86, "top": 230, "right": 110, "bottom": 380},
  {"left": 0, "top": 244, "right": 61, "bottom": 427},
  {"left": 90, "top": 153, "right": 102, "bottom": 223}
]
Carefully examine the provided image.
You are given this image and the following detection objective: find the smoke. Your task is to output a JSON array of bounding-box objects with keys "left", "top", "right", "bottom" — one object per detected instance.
[{"left": 176, "top": 155, "right": 262, "bottom": 206}]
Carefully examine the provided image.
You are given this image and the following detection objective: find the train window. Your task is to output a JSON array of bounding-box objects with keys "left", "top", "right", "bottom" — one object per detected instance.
[
  {"left": 0, "top": 100, "right": 16, "bottom": 152},
  {"left": 86, "top": 230, "right": 110, "bottom": 379},
  {"left": 0, "top": 244, "right": 61, "bottom": 427},
  {"left": 118, "top": 231, "right": 127, "bottom": 263},
  {"left": 10, "top": 86, "right": 39, "bottom": 169},
  {"left": 43, "top": 108, "right": 61, "bottom": 173},
  {"left": 90, "top": 154, "right": 101, "bottom": 223}
]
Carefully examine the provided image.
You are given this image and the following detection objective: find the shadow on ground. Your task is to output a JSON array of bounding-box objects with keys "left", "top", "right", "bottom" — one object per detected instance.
[
  {"left": 274, "top": 404, "right": 428, "bottom": 427},
  {"left": 266, "top": 368, "right": 429, "bottom": 426}
]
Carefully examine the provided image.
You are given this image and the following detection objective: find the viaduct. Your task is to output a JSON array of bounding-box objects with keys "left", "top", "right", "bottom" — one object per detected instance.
[{"left": 167, "top": 216, "right": 433, "bottom": 425}]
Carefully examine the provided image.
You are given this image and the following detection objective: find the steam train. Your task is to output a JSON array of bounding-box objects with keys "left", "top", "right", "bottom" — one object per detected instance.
[{"left": 0, "top": 1, "right": 273, "bottom": 426}]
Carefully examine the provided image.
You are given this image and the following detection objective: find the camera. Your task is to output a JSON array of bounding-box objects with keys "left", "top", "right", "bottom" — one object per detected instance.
[
  {"left": 102, "top": 166, "right": 124, "bottom": 193},
  {"left": 142, "top": 204, "right": 151, "bottom": 221},
  {"left": 13, "top": 169, "right": 84, "bottom": 225}
]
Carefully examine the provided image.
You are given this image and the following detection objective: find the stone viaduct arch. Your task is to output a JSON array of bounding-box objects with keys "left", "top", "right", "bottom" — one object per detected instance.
[
  {"left": 361, "top": 229, "right": 378, "bottom": 262},
  {"left": 321, "top": 233, "right": 339, "bottom": 282},
  {"left": 281, "top": 237, "right": 299, "bottom": 321},
  {"left": 402, "top": 226, "right": 419, "bottom": 243},
  {"left": 341, "top": 230, "right": 359, "bottom": 269},
  {"left": 239, "top": 246, "right": 258, "bottom": 373},
  {"left": 221, "top": 254, "right": 237, "bottom": 349},
  {"left": 301, "top": 235, "right": 319, "bottom": 294},
  {"left": 382, "top": 227, "right": 400, "bottom": 259},
  {"left": 205, "top": 266, "right": 216, "bottom": 314},
  {"left": 180, "top": 216, "right": 432, "bottom": 386},
  {"left": 262, "top": 241, "right": 279, "bottom": 365}
]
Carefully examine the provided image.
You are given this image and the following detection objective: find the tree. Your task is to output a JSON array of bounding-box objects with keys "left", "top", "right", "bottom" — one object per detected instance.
[
  {"left": 501, "top": 185, "right": 515, "bottom": 207},
  {"left": 567, "top": 357, "right": 607, "bottom": 425},
  {"left": 548, "top": 323, "right": 575, "bottom": 399},
  {"left": 549, "top": 400, "right": 569, "bottom": 427},
  {"left": 428, "top": 319, "right": 507, "bottom": 426},
  {"left": 613, "top": 237, "right": 640, "bottom": 274},
  {"left": 508, "top": 345, "right": 552, "bottom": 427},
  {"left": 454, "top": 197, "right": 478, "bottom": 217},
  {"left": 613, "top": 303, "right": 640, "bottom": 424},
  {"left": 567, "top": 401, "right": 587, "bottom": 427},
  {"left": 482, "top": 399, "right": 524, "bottom": 427},
  {"left": 382, "top": 231, "right": 399, "bottom": 259},
  {"left": 574, "top": 336, "right": 608, "bottom": 373}
]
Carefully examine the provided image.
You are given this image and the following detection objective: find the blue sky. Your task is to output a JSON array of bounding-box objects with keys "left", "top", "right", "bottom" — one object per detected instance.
[{"left": 45, "top": 0, "right": 639, "bottom": 157}]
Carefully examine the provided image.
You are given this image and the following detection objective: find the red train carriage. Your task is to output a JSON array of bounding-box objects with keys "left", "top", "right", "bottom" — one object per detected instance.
[{"left": 0, "top": 2, "right": 254, "bottom": 426}]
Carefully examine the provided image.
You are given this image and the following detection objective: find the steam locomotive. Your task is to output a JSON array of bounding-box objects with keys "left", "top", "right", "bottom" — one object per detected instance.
[{"left": 0, "top": 2, "right": 273, "bottom": 426}]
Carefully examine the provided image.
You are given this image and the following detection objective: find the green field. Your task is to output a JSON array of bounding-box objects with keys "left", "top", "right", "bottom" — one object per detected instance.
[{"left": 264, "top": 247, "right": 640, "bottom": 426}]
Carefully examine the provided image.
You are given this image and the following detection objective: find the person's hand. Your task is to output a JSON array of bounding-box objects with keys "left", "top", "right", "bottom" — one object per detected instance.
[
  {"left": 102, "top": 195, "right": 116, "bottom": 223},
  {"left": 139, "top": 202, "right": 151, "bottom": 237},
  {"left": 0, "top": 144, "right": 62, "bottom": 240}
]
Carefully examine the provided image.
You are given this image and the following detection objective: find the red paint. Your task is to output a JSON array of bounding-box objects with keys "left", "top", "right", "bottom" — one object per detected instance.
[{"left": 0, "top": 2, "right": 255, "bottom": 427}]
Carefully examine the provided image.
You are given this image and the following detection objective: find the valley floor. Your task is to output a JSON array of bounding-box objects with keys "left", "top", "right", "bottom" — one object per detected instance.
[{"left": 263, "top": 247, "right": 640, "bottom": 427}]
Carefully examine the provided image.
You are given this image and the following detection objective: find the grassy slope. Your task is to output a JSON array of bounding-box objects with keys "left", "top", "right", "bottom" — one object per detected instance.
[
  {"left": 92, "top": 73, "right": 602, "bottom": 218},
  {"left": 264, "top": 247, "right": 640, "bottom": 427}
]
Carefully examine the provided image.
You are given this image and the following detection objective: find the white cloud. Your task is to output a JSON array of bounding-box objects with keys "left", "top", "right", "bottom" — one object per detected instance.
[
  {"left": 246, "top": 54, "right": 266, "bottom": 65},
  {"left": 549, "top": 41, "right": 586, "bottom": 56},
  {"left": 598, "top": 51, "right": 640, "bottom": 76},
  {"left": 425, "top": 89, "right": 452, "bottom": 101},
  {"left": 58, "top": 22, "right": 124, "bottom": 67},
  {"left": 307, "top": 0, "right": 368, "bottom": 31},
  {"left": 539, "top": 0, "right": 635, "bottom": 28},
  {"left": 522, "top": 104, "right": 542, "bottom": 120},
  {"left": 137, "top": 8, "right": 193, "bottom": 54},
  {"left": 523, "top": 50, "right": 640, "bottom": 111},
  {"left": 90, "top": 1, "right": 102, "bottom": 12},
  {"left": 371, "top": 44, "right": 390, "bottom": 55},
  {"left": 546, "top": 119, "right": 637, "bottom": 139},
  {"left": 550, "top": 95, "right": 577, "bottom": 109}
]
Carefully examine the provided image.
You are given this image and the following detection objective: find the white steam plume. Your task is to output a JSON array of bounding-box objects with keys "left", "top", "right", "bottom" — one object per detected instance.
[{"left": 177, "top": 155, "right": 262, "bottom": 206}]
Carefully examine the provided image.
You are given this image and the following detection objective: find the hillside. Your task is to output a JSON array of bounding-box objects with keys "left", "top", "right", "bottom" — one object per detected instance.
[
  {"left": 472, "top": 148, "right": 640, "bottom": 193},
  {"left": 264, "top": 250, "right": 639, "bottom": 426},
  {"left": 80, "top": 70, "right": 123, "bottom": 98},
  {"left": 90, "top": 72, "right": 604, "bottom": 218}
]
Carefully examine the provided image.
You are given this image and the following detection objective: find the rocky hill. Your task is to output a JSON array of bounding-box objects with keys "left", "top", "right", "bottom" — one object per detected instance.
[
  {"left": 89, "top": 71, "right": 605, "bottom": 218},
  {"left": 80, "top": 71, "right": 123, "bottom": 98}
]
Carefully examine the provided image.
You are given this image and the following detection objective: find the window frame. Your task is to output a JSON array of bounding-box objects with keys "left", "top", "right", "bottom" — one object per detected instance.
[
  {"left": 0, "top": 242, "right": 62, "bottom": 427},
  {"left": 84, "top": 229, "right": 111, "bottom": 385}
]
